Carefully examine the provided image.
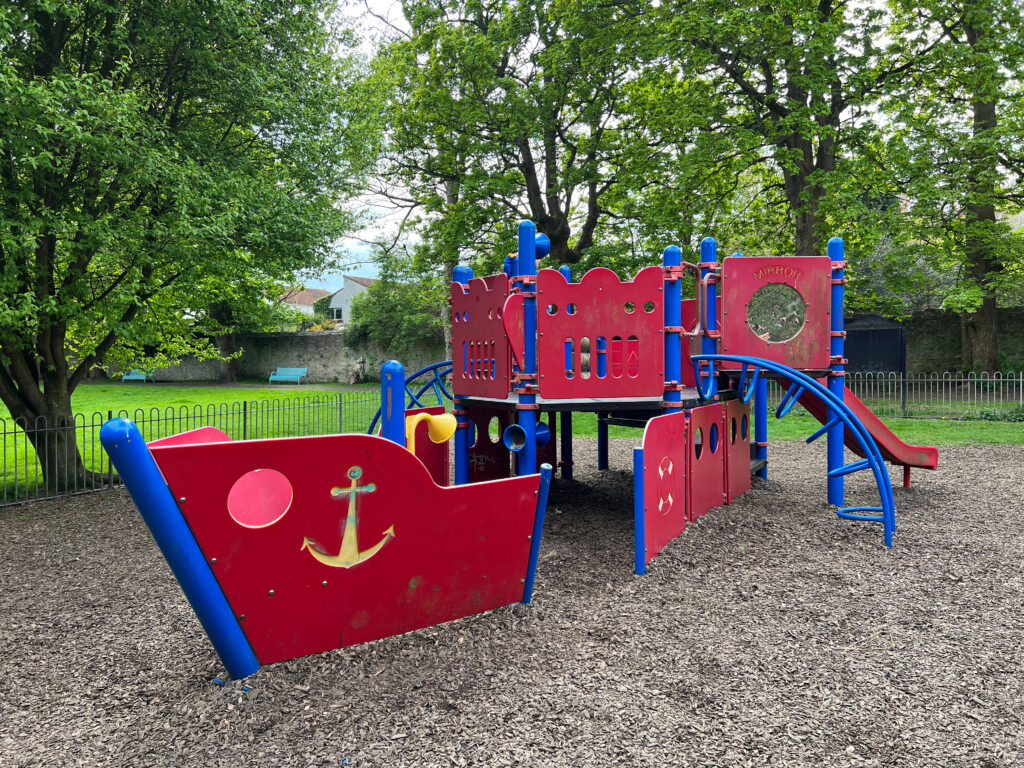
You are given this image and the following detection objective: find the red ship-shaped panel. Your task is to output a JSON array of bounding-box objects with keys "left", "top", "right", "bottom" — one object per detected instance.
[{"left": 150, "top": 433, "right": 541, "bottom": 665}]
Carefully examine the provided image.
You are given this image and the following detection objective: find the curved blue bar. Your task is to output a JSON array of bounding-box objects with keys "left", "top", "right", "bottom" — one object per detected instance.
[
  {"left": 100, "top": 418, "right": 260, "bottom": 679},
  {"left": 691, "top": 354, "right": 895, "bottom": 546},
  {"left": 367, "top": 361, "right": 453, "bottom": 434},
  {"left": 380, "top": 360, "right": 406, "bottom": 446}
]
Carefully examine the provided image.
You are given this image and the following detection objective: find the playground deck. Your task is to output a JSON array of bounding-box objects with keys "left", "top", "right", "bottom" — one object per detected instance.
[{"left": 2, "top": 440, "right": 1018, "bottom": 768}]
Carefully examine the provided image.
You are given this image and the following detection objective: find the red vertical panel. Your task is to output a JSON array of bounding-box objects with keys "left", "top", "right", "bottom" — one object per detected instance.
[
  {"left": 680, "top": 299, "right": 698, "bottom": 387},
  {"left": 686, "top": 403, "right": 726, "bottom": 521},
  {"left": 724, "top": 399, "right": 752, "bottom": 504},
  {"left": 537, "top": 267, "right": 665, "bottom": 399},
  {"left": 451, "top": 274, "right": 512, "bottom": 398},
  {"left": 467, "top": 406, "right": 512, "bottom": 482},
  {"left": 641, "top": 412, "right": 688, "bottom": 566},
  {"left": 151, "top": 434, "right": 540, "bottom": 665},
  {"left": 719, "top": 256, "right": 833, "bottom": 371}
]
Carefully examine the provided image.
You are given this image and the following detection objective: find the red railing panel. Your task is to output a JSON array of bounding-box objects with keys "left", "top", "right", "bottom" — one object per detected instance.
[{"left": 451, "top": 275, "right": 512, "bottom": 399}]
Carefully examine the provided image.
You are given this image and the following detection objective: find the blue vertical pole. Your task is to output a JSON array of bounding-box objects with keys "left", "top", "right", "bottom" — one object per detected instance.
[
  {"left": 733, "top": 250, "right": 768, "bottom": 480},
  {"left": 663, "top": 245, "right": 683, "bottom": 413},
  {"left": 503, "top": 256, "right": 513, "bottom": 276},
  {"left": 380, "top": 360, "right": 406, "bottom": 446},
  {"left": 100, "top": 418, "right": 260, "bottom": 679},
  {"left": 633, "top": 447, "right": 645, "bottom": 575},
  {"left": 522, "top": 464, "right": 553, "bottom": 603},
  {"left": 452, "top": 266, "right": 474, "bottom": 484},
  {"left": 516, "top": 221, "right": 545, "bottom": 476},
  {"left": 700, "top": 237, "right": 719, "bottom": 399},
  {"left": 827, "top": 237, "right": 845, "bottom": 506},
  {"left": 597, "top": 413, "right": 609, "bottom": 470},
  {"left": 557, "top": 264, "right": 573, "bottom": 479}
]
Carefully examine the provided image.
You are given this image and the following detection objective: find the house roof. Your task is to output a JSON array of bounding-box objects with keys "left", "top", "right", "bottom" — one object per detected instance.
[
  {"left": 281, "top": 288, "right": 332, "bottom": 307},
  {"left": 343, "top": 275, "right": 377, "bottom": 289}
]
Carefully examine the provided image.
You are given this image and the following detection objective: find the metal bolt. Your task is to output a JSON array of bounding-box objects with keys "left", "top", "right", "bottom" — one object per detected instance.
[
  {"left": 321, "top": 580, "right": 328, "bottom": 587},
  {"left": 211, "top": 558, "right": 217, "bottom": 564},
  {"left": 527, "top": 535, "right": 532, "bottom": 540},
  {"left": 268, "top": 589, "right": 275, "bottom": 597},
  {"left": 520, "top": 578, "right": 525, "bottom": 584},
  {"left": 240, "top": 614, "right": 246, "bottom": 620},
  {"left": 179, "top": 497, "right": 186, "bottom": 503}
]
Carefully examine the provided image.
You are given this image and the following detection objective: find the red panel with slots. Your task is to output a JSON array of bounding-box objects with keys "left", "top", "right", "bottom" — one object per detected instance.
[{"left": 451, "top": 275, "right": 512, "bottom": 399}]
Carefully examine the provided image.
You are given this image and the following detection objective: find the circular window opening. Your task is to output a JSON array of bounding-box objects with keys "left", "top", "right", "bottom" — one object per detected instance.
[
  {"left": 709, "top": 423, "right": 719, "bottom": 454},
  {"left": 643, "top": 301, "right": 656, "bottom": 313},
  {"left": 566, "top": 303, "right": 577, "bottom": 315},
  {"left": 694, "top": 427, "right": 703, "bottom": 459},
  {"left": 227, "top": 469, "right": 293, "bottom": 529},
  {"left": 624, "top": 301, "right": 636, "bottom": 314},
  {"left": 546, "top": 303, "right": 558, "bottom": 315},
  {"left": 746, "top": 283, "right": 807, "bottom": 343}
]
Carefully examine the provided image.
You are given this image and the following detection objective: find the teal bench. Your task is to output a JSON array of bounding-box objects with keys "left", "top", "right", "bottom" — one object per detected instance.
[
  {"left": 269, "top": 367, "right": 309, "bottom": 384},
  {"left": 121, "top": 370, "right": 153, "bottom": 383}
]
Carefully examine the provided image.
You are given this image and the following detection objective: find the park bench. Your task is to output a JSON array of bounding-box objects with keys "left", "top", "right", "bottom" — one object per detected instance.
[
  {"left": 269, "top": 366, "right": 309, "bottom": 384},
  {"left": 121, "top": 370, "right": 153, "bottom": 383}
]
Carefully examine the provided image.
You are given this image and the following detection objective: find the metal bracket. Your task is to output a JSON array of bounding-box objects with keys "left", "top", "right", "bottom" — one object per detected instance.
[
  {"left": 515, "top": 402, "right": 540, "bottom": 410},
  {"left": 830, "top": 331, "right": 847, "bottom": 338},
  {"left": 831, "top": 261, "right": 847, "bottom": 270}
]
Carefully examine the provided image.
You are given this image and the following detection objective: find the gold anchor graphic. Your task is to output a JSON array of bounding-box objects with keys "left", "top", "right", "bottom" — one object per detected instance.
[{"left": 300, "top": 465, "right": 395, "bottom": 568}]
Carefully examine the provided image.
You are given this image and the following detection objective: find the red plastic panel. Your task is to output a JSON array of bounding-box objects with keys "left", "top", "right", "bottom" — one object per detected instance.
[
  {"left": 640, "top": 412, "right": 688, "bottom": 567},
  {"left": 149, "top": 426, "right": 232, "bottom": 447},
  {"left": 502, "top": 292, "right": 525, "bottom": 371},
  {"left": 467, "top": 406, "right": 511, "bottom": 482},
  {"left": 719, "top": 256, "right": 832, "bottom": 371},
  {"left": 687, "top": 403, "right": 726, "bottom": 521},
  {"left": 407, "top": 406, "right": 451, "bottom": 486},
  {"left": 680, "top": 299, "right": 698, "bottom": 388},
  {"left": 724, "top": 399, "right": 752, "bottom": 504},
  {"left": 451, "top": 274, "right": 512, "bottom": 398},
  {"left": 151, "top": 433, "right": 540, "bottom": 665},
  {"left": 537, "top": 266, "right": 665, "bottom": 399}
]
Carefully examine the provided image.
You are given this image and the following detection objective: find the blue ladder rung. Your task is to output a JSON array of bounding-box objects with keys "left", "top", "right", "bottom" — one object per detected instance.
[
  {"left": 806, "top": 416, "right": 842, "bottom": 444},
  {"left": 775, "top": 382, "right": 805, "bottom": 419},
  {"left": 828, "top": 458, "right": 871, "bottom": 478},
  {"left": 837, "top": 506, "right": 885, "bottom": 522}
]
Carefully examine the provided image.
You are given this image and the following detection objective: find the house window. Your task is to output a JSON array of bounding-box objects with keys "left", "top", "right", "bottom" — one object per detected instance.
[{"left": 333, "top": 308, "right": 343, "bottom": 322}]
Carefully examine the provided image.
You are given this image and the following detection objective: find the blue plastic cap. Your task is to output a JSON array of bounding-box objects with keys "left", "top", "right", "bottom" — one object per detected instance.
[
  {"left": 558, "top": 265, "right": 571, "bottom": 281},
  {"left": 534, "top": 233, "right": 551, "bottom": 258},
  {"left": 700, "top": 237, "right": 717, "bottom": 261},
  {"left": 827, "top": 237, "right": 844, "bottom": 260},
  {"left": 662, "top": 245, "right": 682, "bottom": 267},
  {"left": 452, "top": 266, "right": 474, "bottom": 285},
  {"left": 732, "top": 251, "right": 745, "bottom": 258}
]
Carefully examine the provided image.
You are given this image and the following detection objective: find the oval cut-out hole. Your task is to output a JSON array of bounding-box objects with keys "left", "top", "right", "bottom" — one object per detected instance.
[
  {"left": 488, "top": 416, "right": 502, "bottom": 442},
  {"left": 731, "top": 417, "right": 737, "bottom": 444},
  {"left": 566, "top": 303, "right": 577, "bottom": 315},
  {"left": 741, "top": 414, "right": 748, "bottom": 440},
  {"left": 709, "top": 423, "right": 719, "bottom": 454},
  {"left": 643, "top": 301, "right": 655, "bottom": 313},
  {"left": 694, "top": 427, "right": 703, "bottom": 459},
  {"left": 227, "top": 469, "right": 293, "bottom": 529},
  {"left": 580, "top": 336, "right": 591, "bottom": 379},
  {"left": 624, "top": 301, "right": 636, "bottom": 314},
  {"left": 547, "top": 304, "right": 558, "bottom": 315}
]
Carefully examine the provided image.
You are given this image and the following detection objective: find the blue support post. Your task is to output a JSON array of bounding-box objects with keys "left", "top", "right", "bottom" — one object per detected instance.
[
  {"left": 452, "top": 267, "right": 474, "bottom": 484},
  {"left": 633, "top": 447, "right": 645, "bottom": 575},
  {"left": 522, "top": 463, "right": 553, "bottom": 604},
  {"left": 558, "top": 264, "right": 571, "bottom": 281},
  {"left": 99, "top": 418, "right": 260, "bottom": 679},
  {"left": 597, "top": 413, "right": 609, "bottom": 470},
  {"left": 503, "top": 256, "right": 513, "bottom": 276},
  {"left": 380, "top": 360, "right": 406, "bottom": 447},
  {"left": 700, "top": 237, "right": 719, "bottom": 399},
  {"left": 556, "top": 263, "right": 574, "bottom": 479},
  {"left": 754, "top": 376, "right": 768, "bottom": 480},
  {"left": 515, "top": 221, "right": 546, "bottom": 476},
  {"left": 663, "top": 245, "right": 683, "bottom": 413},
  {"left": 827, "top": 237, "right": 845, "bottom": 506}
]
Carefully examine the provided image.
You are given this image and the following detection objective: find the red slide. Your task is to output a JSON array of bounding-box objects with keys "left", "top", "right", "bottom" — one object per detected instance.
[{"left": 796, "top": 385, "right": 938, "bottom": 472}]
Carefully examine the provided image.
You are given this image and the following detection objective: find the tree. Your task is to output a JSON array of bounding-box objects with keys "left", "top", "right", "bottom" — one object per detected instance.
[
  {"left": 0, "top": 1, "right": 371, "bottom": 489},
  {"left": 885, "top": 0, "right": 1024, "bottom": 370},
  {"left": 662, "top": 0, "right": 946, "bottom": 257}
]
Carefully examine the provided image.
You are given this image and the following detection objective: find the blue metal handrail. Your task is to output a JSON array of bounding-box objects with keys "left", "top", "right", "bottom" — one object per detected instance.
[
  {"left": 692, "top": 354, "right": 896, "bottom": 546},
  {"left": 367, "top": 360, "right": 453, "bottom": 435}
]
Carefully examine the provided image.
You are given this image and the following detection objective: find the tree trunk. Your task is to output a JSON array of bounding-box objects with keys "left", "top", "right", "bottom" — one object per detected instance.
[{"left": 216, "top": 332, "right": 238, "bottom": 383}]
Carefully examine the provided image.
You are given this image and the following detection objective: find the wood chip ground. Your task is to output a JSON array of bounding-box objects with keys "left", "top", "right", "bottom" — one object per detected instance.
[{"left": 1, "top": 440, "right": 1021, "bottom": 767}]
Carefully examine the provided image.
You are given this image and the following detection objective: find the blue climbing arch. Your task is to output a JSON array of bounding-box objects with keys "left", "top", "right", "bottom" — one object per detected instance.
[
  {"left": 367, "top": 360, "right": 453, "bottom": 435},
  {"left": 692, "top": 354, "right": 896, "bottom": 547}
]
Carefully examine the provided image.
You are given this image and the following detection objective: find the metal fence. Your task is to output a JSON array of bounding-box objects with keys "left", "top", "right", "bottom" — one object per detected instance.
[
  {"left": 765, "top": 371, "right": 1024, "bottom": 420},
  {"left": 1, "top": 391, "right": 381, "bottom": 507}
]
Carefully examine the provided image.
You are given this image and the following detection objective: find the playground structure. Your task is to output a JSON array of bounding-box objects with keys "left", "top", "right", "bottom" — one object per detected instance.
[
  {"left": 442, "top": 221, "right": 937, "bottom": 573},
  {"left": 100, "top": 219, "right": 938, "bottom": 679},
  {"left": 100, "top": 367, "right": 553, "bottom": 679}
]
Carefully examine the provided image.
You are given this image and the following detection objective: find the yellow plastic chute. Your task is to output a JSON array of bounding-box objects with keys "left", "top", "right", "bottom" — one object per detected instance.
[{"left": 404, "top": 412, "right": 457, "bottom": 455}]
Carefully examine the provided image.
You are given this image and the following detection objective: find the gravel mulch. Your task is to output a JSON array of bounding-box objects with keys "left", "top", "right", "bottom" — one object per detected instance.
[{"left": 1, "top": 439, "right": 1022, "bottom": 767}]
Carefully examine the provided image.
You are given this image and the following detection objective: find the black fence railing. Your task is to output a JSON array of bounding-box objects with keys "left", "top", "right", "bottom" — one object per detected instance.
[{"left": 1, "top": 391, "right": 381, "bottom": 507}]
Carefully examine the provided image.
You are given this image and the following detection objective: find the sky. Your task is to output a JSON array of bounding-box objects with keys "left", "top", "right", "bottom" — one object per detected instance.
[{"left": 304, "top": 0, "right": 409, "bottom": 294}]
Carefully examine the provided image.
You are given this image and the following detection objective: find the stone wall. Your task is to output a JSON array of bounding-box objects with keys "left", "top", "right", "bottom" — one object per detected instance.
[
  {"left": 904, "top": 307, "right": 1024, "bottom": 372},
  {"left": 152, "top": 331, "right": 446, "bottom": 383}
]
